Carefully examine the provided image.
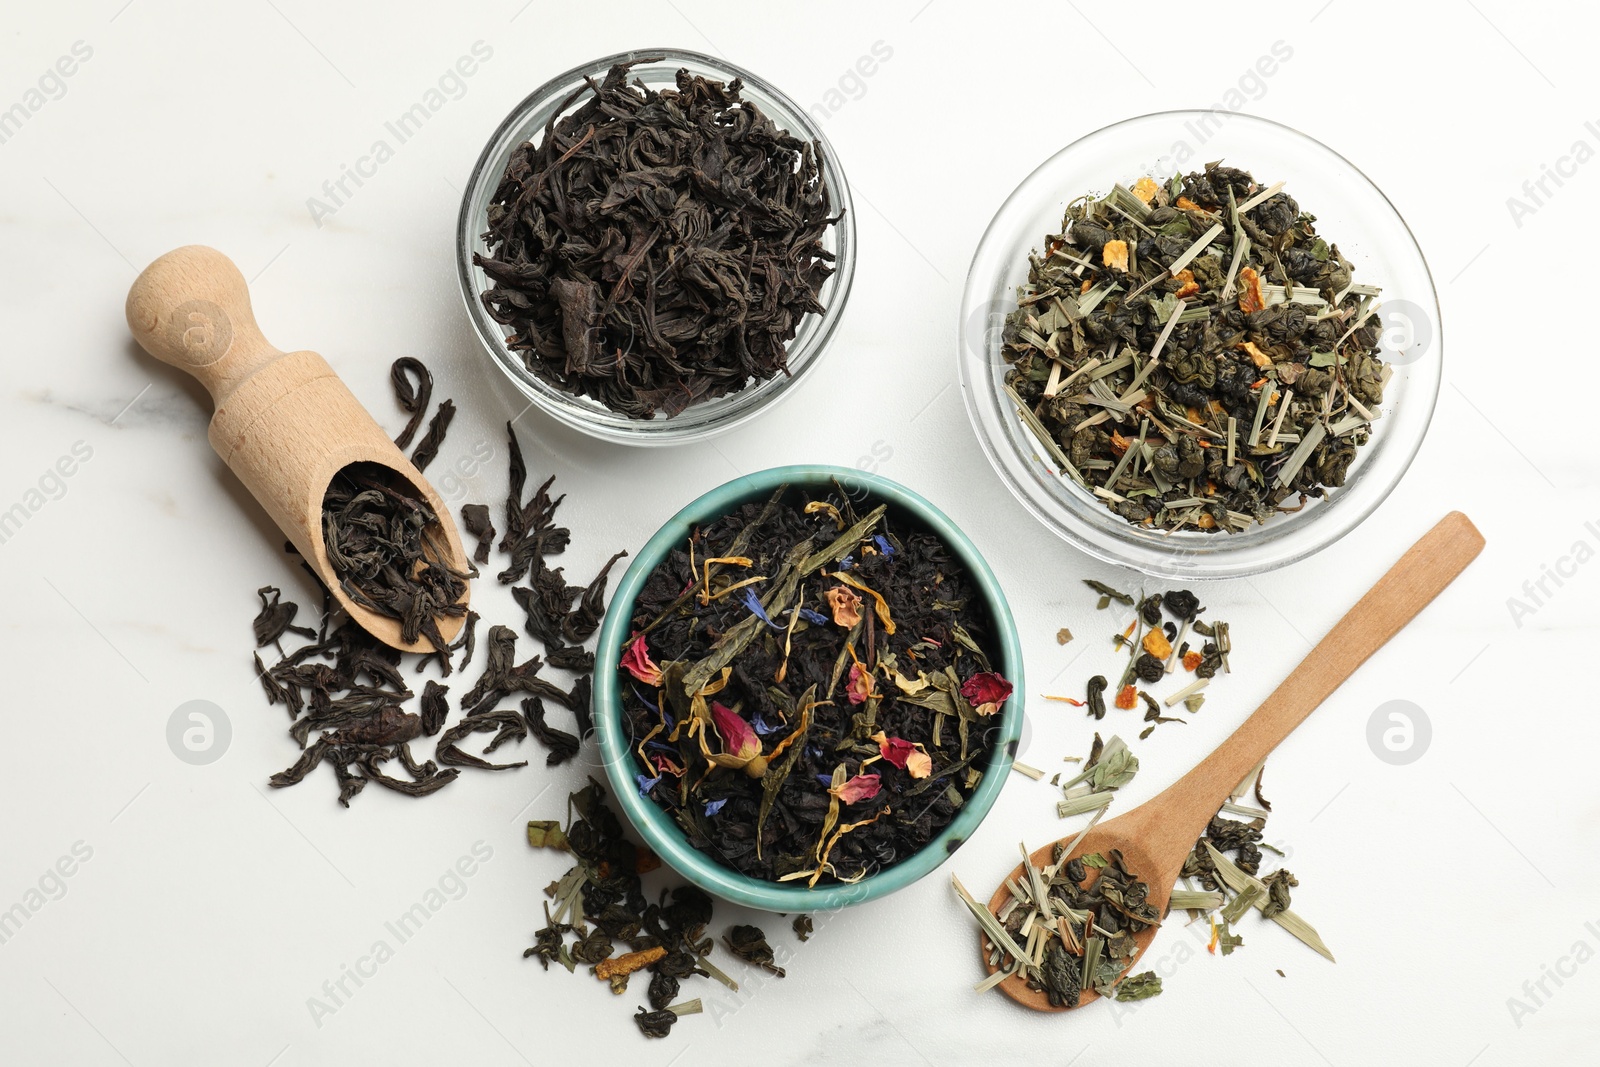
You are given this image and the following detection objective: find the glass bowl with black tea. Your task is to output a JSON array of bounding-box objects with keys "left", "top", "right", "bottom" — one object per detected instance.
[
  {"left": 959, "top": 112, "right": 1441, "bottom": 578},
  {"left": 591, "top": 466, "right": 1024, "bottom": 911},
  {"left": 458, "top": 49, "right": 855, "bottom": 445}
]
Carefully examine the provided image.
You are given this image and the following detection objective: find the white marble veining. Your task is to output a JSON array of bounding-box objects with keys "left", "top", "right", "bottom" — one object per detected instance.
[{"left": 1, "top": 2, "right": 1596, "bottom": 1065}]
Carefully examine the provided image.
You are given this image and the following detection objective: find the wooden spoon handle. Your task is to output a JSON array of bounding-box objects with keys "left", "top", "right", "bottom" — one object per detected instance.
[
  {"left": 125, "top": 245, "right": 284, "bottom": 406},
  {"left": 1128, "top": 511, "right": 1485, "bottom": 859}
]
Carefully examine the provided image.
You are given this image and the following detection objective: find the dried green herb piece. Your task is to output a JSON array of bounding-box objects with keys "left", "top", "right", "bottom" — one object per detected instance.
[
  {"left": 1084, "top": 579, "right": 1135, "bottom": 606},
  {"left": 1114, "top": 971, "right": 1163, "bottom": 1001}
]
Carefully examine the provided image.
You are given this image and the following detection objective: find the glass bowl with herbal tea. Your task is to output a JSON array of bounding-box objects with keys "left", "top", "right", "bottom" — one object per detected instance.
[
  {"left": 458, "top": 49, "right": 855, "bottom": 445},
  {"left": 591, "top": 467, "right": 1025, "bottom": 911},
  {"left": 960, "top": 111, "right": 1440, "bottom": 579}
]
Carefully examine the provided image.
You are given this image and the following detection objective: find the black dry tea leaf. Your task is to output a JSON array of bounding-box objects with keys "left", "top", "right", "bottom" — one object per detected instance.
[
  {"left": 474, "top": 60, "right": 841, "bottom": 419},
  {"left": 321, "top": 462, "right": 471, "bottom": 653},
  {"left": 619, "top": 485, "right": 1011, "bottom": 886},
  {"left": 409, "top": 399, "right": 456, "bottom": 472},
  {"left": 525, "top": 780, "right": 742, "bottom": 1039},
  {"left": 389, "top": 356, "right": 432, "bottom": 450},
  {"left": 461, "top": 503, "right": 496, "bottom": 565},
  {"left": 1003, "top": 163, "right": 1388, "bottom": 532},
  {"left": 253, "top": 585, "right": 316, "bottom": 646},
  {"left": 723, "top": 925, "right": 784, "bottom": 978},
  {"left": 249, "top": 359, "right": 623, "bottom": 807}
]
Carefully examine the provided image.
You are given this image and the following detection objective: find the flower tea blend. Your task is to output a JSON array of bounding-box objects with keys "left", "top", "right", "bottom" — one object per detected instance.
[
  {"left": 1001, "top": 163, "right": 1390, "bottom": 531},
  {"left": 475, "top": 60, "right": 841, "bottom": 419},
  {"left": 619, "top": 484, "right": 1012, "bottom": 886}
]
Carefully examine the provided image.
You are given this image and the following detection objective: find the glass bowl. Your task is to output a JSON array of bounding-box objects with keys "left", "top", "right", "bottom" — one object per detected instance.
[
  {"left": 958, "top": 111, "right": 1441, "bottom": 580},
  {"left": 591, "top": 465, "right": 1024, "bottom": 912},
  {"left": 456, "top": 48, "right": 855, "bottom": 446}
]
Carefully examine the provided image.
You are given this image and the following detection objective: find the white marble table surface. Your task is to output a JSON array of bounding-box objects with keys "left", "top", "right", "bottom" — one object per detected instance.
[{"left": 2, "top": 2, "right": 1595, "bottom": 1064}]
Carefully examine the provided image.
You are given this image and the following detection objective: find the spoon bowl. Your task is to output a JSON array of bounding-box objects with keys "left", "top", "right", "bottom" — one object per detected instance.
[{"left": 980, "top": 511, "right": 1485, "bottom": 1011}]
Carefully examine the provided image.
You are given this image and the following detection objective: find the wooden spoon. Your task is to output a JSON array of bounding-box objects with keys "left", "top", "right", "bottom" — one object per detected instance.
[
  {"left": 125, "top": 245, "right": 470, "bottom": 652},
  {"left": 981, "top": 511, "right": 1484, "bottom": 1010}
]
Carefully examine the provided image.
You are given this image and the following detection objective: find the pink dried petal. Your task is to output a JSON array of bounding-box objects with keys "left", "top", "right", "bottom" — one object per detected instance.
[
  {"left": 877, "top": 734, "right": 917, "bottom": 769},
  {"left": 960, "top": 671, "right": 1013, "bottom": 708},
  {"left": 846, "top": 662, "right": 876, "bottom": 705},
  {"left": 831, "top": 773, "right": 881, "bottom": 804},
  {"left": 904, "top": 748, "right": 933, "bottom": 779},
  {"left": 710, "top": 702, "right": 761, "bottom": 760},
  {"left": 620, "top": 633, "right": 663, "bottom": 687}
]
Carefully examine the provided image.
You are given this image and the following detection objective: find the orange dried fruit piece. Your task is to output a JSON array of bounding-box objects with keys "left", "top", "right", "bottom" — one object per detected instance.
[
  {"left": 1142, "top": 629, "right": 1172, "bottom": 659},
  {"left": 1173, "top": 268, "right": 1199, "bottom": 299},
  {"left": 1115, "top": 685, "right": 1138, "bottom": 710},
  {"left": 1176, "top": 196, "right": 1203, "bottom": 212},
  {"left": 1132, "top": 176, "right": 1161, "bottom": 203},
  {"left": 1110, "top": 431, "right": 1133, "bottom": 454},
  {"left": 1238, "top": 340, "right": 1273, "bottom": 368},
  {"left": 1102, "top": 239, "right": 1130, "bottom": 272},
  {"left": 1183, "top": 650, "right": 1204, "bottom": 671},
  {"left": 1197, "top": 512, "right": 1217, "bottom": 529},
  {"left": 1238, "top": 266, "right": 1266, "bottom": 313},
  {"left": 595, "top": 946, "right": 666, "bottom": 981}
]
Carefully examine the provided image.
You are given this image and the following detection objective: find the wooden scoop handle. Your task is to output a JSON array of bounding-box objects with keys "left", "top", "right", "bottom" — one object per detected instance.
[
  {"left": 125, "top": 245, "right": 284, "bottom": 406},
  {"left": 1124, "top": 511, "right": 1486, "bottom": 862}
]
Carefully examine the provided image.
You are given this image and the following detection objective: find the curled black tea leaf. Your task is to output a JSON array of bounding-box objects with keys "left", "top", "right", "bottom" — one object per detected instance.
[
  {"left": 389, "top": 357, "right": 432, "bottom": 450},
  {"left": 409, "top": 399, "right": 456, "bottom": 472}
]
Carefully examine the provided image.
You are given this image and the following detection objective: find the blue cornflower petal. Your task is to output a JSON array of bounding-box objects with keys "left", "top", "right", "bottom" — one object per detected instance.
[
  {"left": 704, "top": 798, "right": 728, "bottom": 817},
  {"left": 741, "top": 587, "right": 783, "bottom": 629},
  {"left": 636, "top": 774, "right": 661, "bottom": 796},
  {"left": 874, "top": 535, "right": 895, "bottom": 557}
]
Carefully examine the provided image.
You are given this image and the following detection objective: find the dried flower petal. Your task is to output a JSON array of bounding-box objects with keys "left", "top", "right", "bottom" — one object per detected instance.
[
  {"left": 904, "top": 749, "right": 932, "bottom": 779},
  {"left": 710, "top": 702, "right": 761, "bottom": 760},
  {"left": 846, "top": 662, "right": 875, "bottom": 705},
  {"left": 830, "top": 773, "right": 881, "bottom": 804},
  {"left": 960, "top": 671, "right": 1013, "bottom": 708},
  {"left": 823, "top": 585, "right": 863, "bottom": 628},
  {"left": 620, "top": 633, "right": 663, "bottom": 687},
  {"left": 1238, "top": 266, "right": 1266, "bottom": 313}
]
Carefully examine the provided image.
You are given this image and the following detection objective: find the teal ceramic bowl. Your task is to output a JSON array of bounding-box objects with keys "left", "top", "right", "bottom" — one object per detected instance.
[{"left": 592, "top": 465, "right": 1024, "bottom": 912}]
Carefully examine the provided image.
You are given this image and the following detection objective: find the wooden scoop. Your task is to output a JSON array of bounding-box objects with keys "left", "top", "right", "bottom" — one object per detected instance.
[
  {"left": 982, "top": 511, "right": 1484, "bottom": 1010},
  {"left": 125, "top": 245, "right": 470, "bottom": 652}
]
